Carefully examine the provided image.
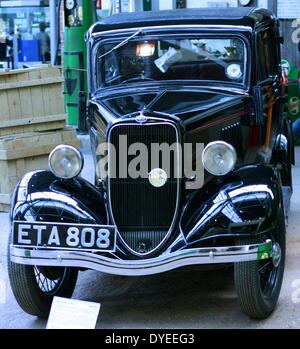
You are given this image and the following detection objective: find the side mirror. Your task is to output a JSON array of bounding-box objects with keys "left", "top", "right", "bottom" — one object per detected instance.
[{"left": 253, "top": 86, "right": 264, "bottom": 125}]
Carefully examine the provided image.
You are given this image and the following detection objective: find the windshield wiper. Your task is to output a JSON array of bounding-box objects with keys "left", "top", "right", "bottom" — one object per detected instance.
[{"left": 98, "top": 29, "right": 143, "bottom": 60}]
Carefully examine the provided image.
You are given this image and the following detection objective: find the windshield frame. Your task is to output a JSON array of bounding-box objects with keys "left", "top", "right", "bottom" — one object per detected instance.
[{"left": 91, "top": 27, "right": 251, "bottom": 94}]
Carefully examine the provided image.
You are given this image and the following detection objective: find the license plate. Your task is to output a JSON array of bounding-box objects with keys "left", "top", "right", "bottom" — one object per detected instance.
[{"left": 13, "top": 221, "right": 116, "bottom": 252}]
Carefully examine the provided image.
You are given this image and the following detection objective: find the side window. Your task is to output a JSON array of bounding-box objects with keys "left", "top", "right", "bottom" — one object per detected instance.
[{"left": 257, "top": 27, "right": 279, "bottom": 81}]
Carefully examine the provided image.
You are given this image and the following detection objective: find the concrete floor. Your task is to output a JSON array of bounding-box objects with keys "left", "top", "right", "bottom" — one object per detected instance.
[{"left": 0, "top": 143, "right": 300, "bottom": 329}]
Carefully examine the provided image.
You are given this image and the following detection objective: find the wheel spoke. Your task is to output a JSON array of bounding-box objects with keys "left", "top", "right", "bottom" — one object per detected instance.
[
  {"left": 45, "top": 278, "right": 50, "bottom": 293},
  {"left": 259, "top": 260, "right": 272, "bottom": 273},
  {"left": 34, "top": 267, "right": 66, "bottom": 295},
  {"left": 41, "top": 275, "right": 48, "bottom": 292}
]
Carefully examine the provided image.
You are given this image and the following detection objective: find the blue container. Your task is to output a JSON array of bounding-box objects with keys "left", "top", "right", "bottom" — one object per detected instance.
[{"left": 19, "top": 40, "right": 41, "bottom": 62}]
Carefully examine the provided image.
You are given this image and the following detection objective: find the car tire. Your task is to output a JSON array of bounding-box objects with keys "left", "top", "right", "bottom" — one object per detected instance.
[
  {"left": 8, "top": 253, "right": 78, "bottom": 318},
  {"left": 234, "top": 203, "right": 286, "bottom": 319}
]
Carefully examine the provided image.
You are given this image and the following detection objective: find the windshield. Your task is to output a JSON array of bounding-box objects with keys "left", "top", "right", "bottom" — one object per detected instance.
[{"left": 96, "top": 36, "right": 247, "bottom": 89}]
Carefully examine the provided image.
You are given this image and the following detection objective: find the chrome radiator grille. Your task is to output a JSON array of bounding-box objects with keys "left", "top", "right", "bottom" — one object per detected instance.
[{"left": 108, "top": 121, "right": 180, "bottom": 255}]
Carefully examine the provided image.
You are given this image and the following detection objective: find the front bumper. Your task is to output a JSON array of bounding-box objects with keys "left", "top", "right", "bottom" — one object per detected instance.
[{"left": 10, "top": 240, "right": 273, "bottom": 276}]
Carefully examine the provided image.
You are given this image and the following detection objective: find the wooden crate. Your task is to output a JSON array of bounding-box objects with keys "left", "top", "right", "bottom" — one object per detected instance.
[
  {"left": 0, "top": 114, "right": 67, "bottom": 136},
  {"left": 0, "top": 66, "right": 65, "bottom": 124},
  {"left": 0, "top": 128, "right": 81, "bottom": 212}
]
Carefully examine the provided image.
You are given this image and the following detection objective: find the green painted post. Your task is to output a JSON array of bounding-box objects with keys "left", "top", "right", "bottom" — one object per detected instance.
[
  {"left": 282, "top": 60, "right": 300, "bottom": 122},
  {"left": 287, "top": 66, "right": 300, "bottom": 122},
  {"left": 143, "top": 0, "right": 152, "bottom": 11},
  {"left": 64, "top": 0, "right": 96, "bottom": 128}
]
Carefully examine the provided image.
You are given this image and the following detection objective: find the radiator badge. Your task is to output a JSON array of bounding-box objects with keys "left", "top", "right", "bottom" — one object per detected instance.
[
  {"left": 135, "top": 112, "right": 147, "bottom": 124},
  {"left": 149, "top": 168, "right": 168, "bottom": 188}
]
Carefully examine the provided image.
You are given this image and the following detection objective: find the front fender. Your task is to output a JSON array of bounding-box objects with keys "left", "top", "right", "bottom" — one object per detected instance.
[
  {"left": 179, "top": 165, "right": 281, "bottom": 247},
  {"left": 11, "top": 171, "right": 108, "bottom": 225}
]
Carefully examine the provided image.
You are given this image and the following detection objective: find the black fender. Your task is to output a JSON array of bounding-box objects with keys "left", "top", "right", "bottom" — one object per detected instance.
[
  {"left": 11, "top": 167, "right": 282, "bottom": 256},
  {"left": 11, "top": 171, "right": 108, "bottom": 225},
  {"left": 177, "top": 165, "right": 282, "bottom": 248}
]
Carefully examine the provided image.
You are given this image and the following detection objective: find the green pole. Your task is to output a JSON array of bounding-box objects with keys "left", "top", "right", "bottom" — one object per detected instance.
[
  {"left": 287, "top": 66, "right": 300, "bottom": 122},
  {"left": 64, "top": 0, "right": 96, "bottom": 127},
  {"left": 143, "top": 0, "right": 152, "bottom": 11}
]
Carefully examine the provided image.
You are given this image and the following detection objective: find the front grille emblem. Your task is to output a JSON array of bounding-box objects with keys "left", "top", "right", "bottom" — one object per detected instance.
[
  {"left": 138, "top": 242, "right": 147, "bottom": 254},
  {"left": 135, "top": 112, "right": 147, "bottom": 124},
  {"left": 149, "top": 168, "right": 168, "bottom": 188}
]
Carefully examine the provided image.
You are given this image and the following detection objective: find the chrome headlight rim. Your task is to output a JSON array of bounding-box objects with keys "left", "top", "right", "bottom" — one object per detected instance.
[
  {"left": 48, "top": 144, "right": 84, "bottom": 180},
  {"left": 202, "top": 141, "right": 237, "bottom": 176}
]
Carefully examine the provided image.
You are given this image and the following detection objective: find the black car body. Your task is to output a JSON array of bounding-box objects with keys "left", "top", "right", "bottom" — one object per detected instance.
[{"left": 8, "top": 8, "right": 294, "bottom": 319}]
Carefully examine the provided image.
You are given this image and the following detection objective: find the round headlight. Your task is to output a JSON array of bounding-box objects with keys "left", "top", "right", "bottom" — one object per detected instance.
[
  {"left": 202, "top": 141, "right": 237, "bottom": 176},
  {"left": 49, "top": 145, "right": 83, "bottom": 179}
]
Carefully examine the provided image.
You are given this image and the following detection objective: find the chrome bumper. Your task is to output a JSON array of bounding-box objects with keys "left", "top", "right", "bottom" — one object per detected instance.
[{"left": 10, "top": 240, "right": 272, "bottom": 276}]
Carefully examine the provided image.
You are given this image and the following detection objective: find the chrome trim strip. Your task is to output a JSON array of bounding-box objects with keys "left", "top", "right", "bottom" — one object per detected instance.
[
  {"left": 107, "top": 118, "right": 182, "bottom": 257},
  {"left": 10, "top": 240, "right": 272, "bottom": 277},
  {"left": 90, "top": 25, "right": 253, "bottom": 40}
]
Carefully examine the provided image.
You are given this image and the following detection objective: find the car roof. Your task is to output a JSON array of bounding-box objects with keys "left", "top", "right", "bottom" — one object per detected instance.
[{"left": 90, "top": 7, "right": 275, "bottom": 34}]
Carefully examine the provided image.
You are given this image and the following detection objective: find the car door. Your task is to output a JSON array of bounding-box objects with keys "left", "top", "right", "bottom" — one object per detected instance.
[{"left": 255, "top": 22, "right": 282, "bottom": 162}]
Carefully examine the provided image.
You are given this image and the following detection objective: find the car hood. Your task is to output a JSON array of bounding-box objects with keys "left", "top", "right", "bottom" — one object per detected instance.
[{"left": 98, "top": 88, "right": 248, "bottom": 123}]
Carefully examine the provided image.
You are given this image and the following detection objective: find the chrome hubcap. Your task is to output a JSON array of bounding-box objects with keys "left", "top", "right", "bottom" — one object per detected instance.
[{"left": 272, "top": 243, "right": 282, "bottom": 268}]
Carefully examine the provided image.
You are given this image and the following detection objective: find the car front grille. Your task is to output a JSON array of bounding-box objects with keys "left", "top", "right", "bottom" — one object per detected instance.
[{"left": 108, "top": 121, "right": 180, "bottom": 255}]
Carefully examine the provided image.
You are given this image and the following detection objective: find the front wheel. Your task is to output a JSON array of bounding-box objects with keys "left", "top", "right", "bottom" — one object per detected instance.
[
  {"left": 234, "top": 204, "right": 286, "bottom": 319},
  {"left": 8, "top": 260, "right": 78, "bottom": 318}
]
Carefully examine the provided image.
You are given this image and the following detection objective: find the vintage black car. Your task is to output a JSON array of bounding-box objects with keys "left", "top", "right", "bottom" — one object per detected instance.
[{"left": 8, "top": 7, "right": 294, "bottom": 320}]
